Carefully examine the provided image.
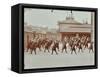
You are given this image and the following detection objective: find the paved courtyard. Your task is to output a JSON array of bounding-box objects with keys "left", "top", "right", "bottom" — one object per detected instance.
[{"left": 24, "top": 48, "right": 94, "bottom": 69}]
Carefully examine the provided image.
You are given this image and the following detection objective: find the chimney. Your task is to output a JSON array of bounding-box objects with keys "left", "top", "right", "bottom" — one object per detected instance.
[{"left": 71, "top": 10, "right": 74, "bottom": 20}]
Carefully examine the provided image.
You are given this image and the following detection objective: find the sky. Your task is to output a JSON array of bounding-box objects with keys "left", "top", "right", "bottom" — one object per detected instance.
[{"left": 24, "top": 8, "right": 92, "bottom": 29}]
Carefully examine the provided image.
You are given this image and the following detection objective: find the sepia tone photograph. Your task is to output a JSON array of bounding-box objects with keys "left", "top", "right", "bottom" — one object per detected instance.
[{"left": 24, "top": 8, "right": 95, "bottom": 69}]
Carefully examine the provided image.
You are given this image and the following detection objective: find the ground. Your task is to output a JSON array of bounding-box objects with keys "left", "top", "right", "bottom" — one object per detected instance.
[{"left": 24, "top": 48, "right": 94, "bottom": 69}]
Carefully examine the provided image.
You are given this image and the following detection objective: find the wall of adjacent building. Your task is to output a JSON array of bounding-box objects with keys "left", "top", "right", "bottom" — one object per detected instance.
[{"left": 59, "top": 24, "right": 91, "bottom": 32}]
